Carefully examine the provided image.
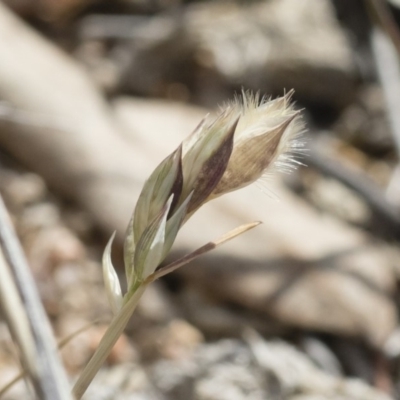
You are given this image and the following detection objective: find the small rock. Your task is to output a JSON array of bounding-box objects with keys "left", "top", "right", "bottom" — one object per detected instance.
[
  {"left": 156, "top": 319, "right": 204, "bottom": 360},
  {"left": 187, "top": 0, "right": 357, "bottom": 108},
  {"left": 0, "top": 171, "right": 47, "bottom": 208}
]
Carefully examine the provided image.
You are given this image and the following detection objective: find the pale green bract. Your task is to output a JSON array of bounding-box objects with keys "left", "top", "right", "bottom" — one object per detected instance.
[{"left": 102, "top": 231, "right": 122, "bottom": 315}]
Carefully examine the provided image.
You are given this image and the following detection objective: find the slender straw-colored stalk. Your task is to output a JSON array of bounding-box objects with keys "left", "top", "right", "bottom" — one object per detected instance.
[
  {"left": 0, "top": 247, "right": 37, "bottom": 391},
  {"left": 72, "top": 285, "right": 147, "bottom": 399},
  {"left": 0, "top": 194, "right": 72, "bottom": 400},
  {"left": 0, "top": 320, "right": 103, "bottom": 397},
  {"left": 74, "top": 222, "right": 260, "bottom": 398}
]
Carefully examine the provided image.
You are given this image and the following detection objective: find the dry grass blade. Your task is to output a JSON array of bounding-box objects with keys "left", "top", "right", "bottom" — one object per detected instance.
[
  {"left": 0, "top": 195, "right": 72, "bottom": 400},
  {"left": 367, "top": 0, "right": 400, "bottom": 204},
  {"left": 0, "top": 247, "right": 37, "bottom": 395},
  {"left": 367, "top": 0, "right": 400, "bottom": 55},
  {"left": 0, "top": 320, "right": 103, "bottom": 397},
  {"left": 0, "top": 373, "right": 22, "bottom": 399},
  {"left": 146, "top": 221, "right": 261, "bottom": 283}
]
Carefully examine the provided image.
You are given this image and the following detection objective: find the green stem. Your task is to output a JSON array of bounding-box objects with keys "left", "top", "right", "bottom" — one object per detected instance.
[{"left": 72, "top": 284, "right": 147, "bottom": 399}]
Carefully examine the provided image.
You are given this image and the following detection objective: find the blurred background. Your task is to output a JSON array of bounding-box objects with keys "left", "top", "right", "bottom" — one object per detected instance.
[{"left": 0, "top": 0, "right": 400, "bottom": 399}]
